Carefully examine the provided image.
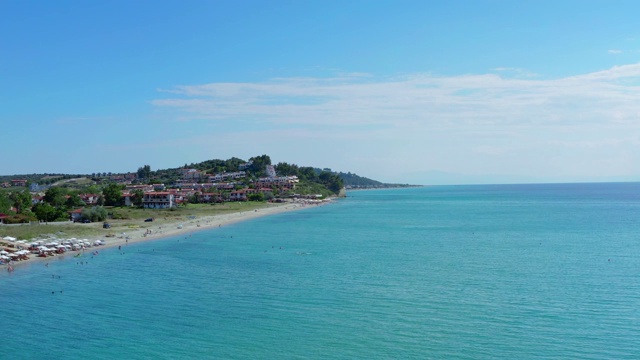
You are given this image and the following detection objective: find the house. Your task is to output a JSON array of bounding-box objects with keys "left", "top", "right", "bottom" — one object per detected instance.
[
  {"left": 11, "top": 179, "right": 27, "bottom": 187},
  {"left": 181, "top": 169, "right": 203, "bottom": 181},
  {"left": 208, "top": 171, "right": 246, "bottom": 182},
  {"left": 79, "top": 194, "right": 99, "bottom": 205},
  {"left": 125, "top": 184, "right": 154, "bottom": 193},
  {"left": 214, "top": 183, "right": 236, "bottom": 191},
  {"left": 69, "top": 208, "right": 83, "bottom": 222},
  {"left": 122, "top": 193, "right": 133, "bottom": 207},
  {"left": 238, "top": 161, "right": 253, "bottom": 170},
  {"left": 201, "top": 192, "right": 223, "bottom": 203},
  {"left": 229, "top": 190, "right": 248, "bottom": 201},
  {"left": 255, "top": 176, "right": 298, "bottom": 190},
  {"left": 173, "top": 189, "right": 194, "bottom": 204},
  {"left": 142, "top": 192, "right": 176, "bottom": 209}
]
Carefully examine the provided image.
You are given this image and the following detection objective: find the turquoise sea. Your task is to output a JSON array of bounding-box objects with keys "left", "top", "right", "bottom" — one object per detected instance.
[{"left": 2, "top": 183, "right": 640, "bottom": 359}]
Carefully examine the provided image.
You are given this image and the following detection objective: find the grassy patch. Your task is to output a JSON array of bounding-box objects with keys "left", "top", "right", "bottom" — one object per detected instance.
[
  {"left": 0, "top": 223, "right": 107, "bottom": 241},
  {"left": 0, "top": 201, "right": 277, "bottom": 240}
]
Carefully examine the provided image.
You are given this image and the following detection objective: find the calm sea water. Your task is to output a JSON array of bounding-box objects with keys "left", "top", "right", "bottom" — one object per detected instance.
[{"left": 2, "top": 183, "right": 640, "bottom": 359}]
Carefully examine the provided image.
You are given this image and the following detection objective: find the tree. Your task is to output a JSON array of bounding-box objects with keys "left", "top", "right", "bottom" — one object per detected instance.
[
  {"left": 248, "top": 193, "right": 265, "bottom": 202},
  {"left": 131, "top": 189, "right": 144, "bottom": 207},
  {"left": 0, "top": 192, "right": 11, "bottom": 213},
  {"left": 33, "top": 202, "right": 65, "bottom": 222},
  {"left": 274, "top": 162, "right": 299, "bottom": 176},
  {"left": 44, "top": 187, "right": 67, "bottom": 208},
  {"left": 137, "top": 165, "right": 151, "bottom": 179},
  {"left": 319, "top": 171, "right": 344, "bottom": 194},
  {"left": 66, "top": 193, "right": 85, "bottom": 208},
  {"left": 102, "top": 183, "right": 124, "bottom": 206},
  {"left": 10, "top": 190, "right": 32, "bottom": 214},
  {"left": 249, "top": 154, "right": 272, "bottom": 177},
  {"left": 84, "top": 185, "right": 102, "bottom": 194},
  {"left": 297, "top": 167, "right": 317, "bottom": 182},
  {"left": 188, "top": 192, "right": 201, "bottom": 204},
  {"left": 81, "top": 206, "right": 108, "bottom": 222}
]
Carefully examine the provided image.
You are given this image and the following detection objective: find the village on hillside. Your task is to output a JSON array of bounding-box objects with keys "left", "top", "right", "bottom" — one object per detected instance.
[
  {"left": 0, "top": 161, "right": 319, "bottom": 224},
  {"left": 105, "top": 164, "right": 301, "bottom": 210}
]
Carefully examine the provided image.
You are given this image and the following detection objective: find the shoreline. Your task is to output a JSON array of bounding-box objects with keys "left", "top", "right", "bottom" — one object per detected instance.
[{"left": 2, "top": 199, "right": 331, "bottom": 270}]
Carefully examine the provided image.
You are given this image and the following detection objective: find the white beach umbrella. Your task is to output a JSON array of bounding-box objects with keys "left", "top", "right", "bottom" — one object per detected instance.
[
  {"left": 0, "top": 250, "right": 8, "bottom": 255},
  {"left": 3, "top": 236, "right": 16, "bottom": 242}
]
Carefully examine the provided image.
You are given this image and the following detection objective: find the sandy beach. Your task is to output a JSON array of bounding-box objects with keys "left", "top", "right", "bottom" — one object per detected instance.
[{"left": 2, "top": 199, "right": 330, "bottom": 269}]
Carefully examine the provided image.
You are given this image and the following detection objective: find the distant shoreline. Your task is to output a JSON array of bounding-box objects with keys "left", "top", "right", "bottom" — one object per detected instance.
[
  {"left": 345, "top": 185, "right": 423, "bottom": 191},
  {"left": 2, "top": 199, "right": 332, "bottom": 270}
]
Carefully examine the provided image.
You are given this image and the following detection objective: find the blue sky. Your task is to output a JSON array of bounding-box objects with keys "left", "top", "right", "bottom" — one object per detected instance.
[{"left": 2, "top": 0, "right": 640, "bottom": 184}]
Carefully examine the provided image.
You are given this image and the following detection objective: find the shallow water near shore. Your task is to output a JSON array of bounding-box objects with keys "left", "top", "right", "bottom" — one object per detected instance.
[{"left": 2, "top": 183, "right": 640, "bottom": 359}]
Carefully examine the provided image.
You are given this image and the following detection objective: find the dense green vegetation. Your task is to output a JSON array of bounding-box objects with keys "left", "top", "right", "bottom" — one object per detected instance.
[
  {"left": 335, "top": 171, "right": 383, "bottom": 186},
  {"left": 0, "top": 185, "right": 108, "bottom": 224},
  {"left": 333, "top": 171, "right": 416, "bottom": 188},
  {"left": 274, "top": 162, "right": 344, "bottom": 194},
  {"left": 0, "top": 154, "right": 355, "bottom": 225}
]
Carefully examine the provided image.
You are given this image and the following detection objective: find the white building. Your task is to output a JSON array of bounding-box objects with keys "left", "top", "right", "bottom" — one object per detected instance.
[
  {"left": 143, "top": 192, "right": 176, "bottom": 209},
  {"left": 208, "top": 171, "right": 246, "bottom": 182},
  {"left": 265, "top": 165, "right": 276, "bottom": 178}
]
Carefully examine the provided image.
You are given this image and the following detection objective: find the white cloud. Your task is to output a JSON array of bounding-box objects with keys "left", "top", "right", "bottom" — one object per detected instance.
[
  {"left": 608, "top": 49, "right": 623, "bottom": 54},
  {"left": 151, "top": 64, "right": 640, "bottom": 183},
  {"left": 154, "top": 64, "right": 640, "bottom": 128},
  {"left": 491, "top": 67, "right": 538, "bottom": 78}
]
